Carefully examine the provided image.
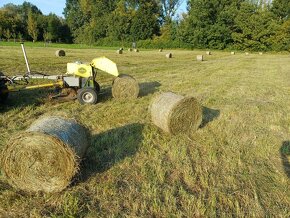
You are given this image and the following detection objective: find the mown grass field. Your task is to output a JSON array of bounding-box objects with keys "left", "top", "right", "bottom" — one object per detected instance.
[{"left": 0, "top": 44, "right": 289, "bottom": 217}]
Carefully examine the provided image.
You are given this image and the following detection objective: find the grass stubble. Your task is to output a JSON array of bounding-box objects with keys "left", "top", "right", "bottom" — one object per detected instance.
[{"left": 0, "top": 45, "right": 289, "bottom": 217}]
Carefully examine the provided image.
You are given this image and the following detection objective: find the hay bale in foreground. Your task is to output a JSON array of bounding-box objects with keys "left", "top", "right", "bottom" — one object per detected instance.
[
  {"left": 150, "top": 92, "right": 202, "bottom": 135},
  {"left": 166, "top": 53, "right": 172, "bottom": 58},
  {"left": 112, "top": 74, "right": 139, "bottom": 99},
  {"left": 0, "top": 116, "right": 90, "bottom": 193},
  {"left": 55, "top": 50, "right": 66, "bottom": 57},
  {"left": 197, "top": 55, "right": 204, "bottom": 61}
]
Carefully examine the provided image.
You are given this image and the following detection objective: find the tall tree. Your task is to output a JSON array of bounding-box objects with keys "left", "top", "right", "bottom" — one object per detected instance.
[
  {"left": 271, "top": 0, "right": 290, "bottom": 20},
  {"left": 160, "top": 0, "right": 184, "bottom": 23},
  {"left": 27, "top": 10, "right": 39, "bottom": 42}
]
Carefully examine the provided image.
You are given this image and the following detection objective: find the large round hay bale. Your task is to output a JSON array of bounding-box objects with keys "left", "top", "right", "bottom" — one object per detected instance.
[
  {"left": 116, "top": 49, "right": 123, "bottom": 54},
  {"left": 197, "top": 55, "right": 204, "bottom": 61},
  {"left": 0, "top": 116, "right": 90, "bottom": 193},
  {"left": 55, "top": 50, "right": 66, "bottom": 57},
  {"left": 134, "top": 49, "right": 139, "bottom": 52},
  {"left": 150, "top": 92, "right": 202, "bottom": 135},
  {"left": 166, "top": 53, "right": 172, "bottom": 58},
  {"left": 206, "top": 51, "right": 211, "bottom": 55},
  {"left": 112, "top": 74, "right": 139, "bottom": 99},
  {"left": 128, "top": 48, "right": 133, "bottom": 52}
]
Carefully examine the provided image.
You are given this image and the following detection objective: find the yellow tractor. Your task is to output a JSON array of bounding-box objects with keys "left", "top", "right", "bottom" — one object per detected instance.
[{"left": 0, "top": 44, "right": 120, "bottom": 105}]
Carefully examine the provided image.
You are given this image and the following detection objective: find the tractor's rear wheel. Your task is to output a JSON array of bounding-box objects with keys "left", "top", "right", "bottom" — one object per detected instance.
[
  {"left": 0, "top": 72, "right": 8, "bottom": 103},
  {"left": 77, "top": 87, "right": 98, "bottom": 105}
]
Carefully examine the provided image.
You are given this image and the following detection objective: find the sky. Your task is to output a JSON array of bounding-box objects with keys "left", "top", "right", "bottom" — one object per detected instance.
[{"left": 0, "top": 0, "right": 187, "bottom": 17}]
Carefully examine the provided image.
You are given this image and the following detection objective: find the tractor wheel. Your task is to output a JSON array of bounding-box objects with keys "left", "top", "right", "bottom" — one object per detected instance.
[
  {"left": 0, "top": 72, "right": 8, "bottom": 103},
  {"left": 77, "top": 87, "right": 98, "bottom": 105}
]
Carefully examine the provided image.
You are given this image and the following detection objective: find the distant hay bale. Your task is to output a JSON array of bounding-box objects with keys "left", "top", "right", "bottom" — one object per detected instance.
[
  {"left": 197, "top": 55, "right": 204, "bottom": 61},
  {"left": 159, "top": 49, "right": 163, "bottom": 52},
  {"left": 55, "top": 50, "right": 66, "bottom": 57},
  {"left": 259, "top": 52, "right": 263, "bottom": 55},
  {"left": 150, "top": 92, "right": 202, "bottom": 135},
  {"left": 0, "top": 116, "right": 90, "bottom": 193},
  {"left": 116, "top": 49, "right": 123, "bottom": 54},
  {"left": 206, "top": 51, "right": 211, "bottom": 55},
  {"left": 166, "top": 53, "right": 172, "bottom": 58},
  {"left": 128, "top": 48, "right": 133, "bottom": 52},
  {"left": 134, "top": 49, "right": 139, "bottom": 52},
  {"left": 112, "top": 74, "right": 139, "bottom": 99},
  {"left": 231, "top": 51, "right": 235, "bottom": 55},
  {"left": 245, "top": 52, "right": 249, "bottom": 55}
]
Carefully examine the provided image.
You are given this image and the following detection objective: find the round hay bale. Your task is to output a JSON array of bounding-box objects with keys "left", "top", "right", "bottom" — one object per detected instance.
[
  {"left": 196, "top": 55, "right": 204, "bottom": 61},
  {"left": 150, "top": 92, "right": 202, "bottom": 135},
  {"left": 206, "top": 51, "right": 211, "bottom": 55},
  {"left": 112, "top": 74, "right": 139, "bottom": 99},
  {"left": 116, "top": 49, "right": 123, "bottom": 54},
  {"left": 231, "top": 51, "right": 235, "bottom": 55},
  {"left": 128, "top": 48, "right": 133, "bottom": 52},
  {"left": 166, "top": 53, "right": 172, "bottom": 58},
  {"left": 245, "top": 52, "right": 249, "bottom": 55},
  {"left": 55, "top": 50, "right": 66, "bottom": 57},
  {"left": 0, "top": 116, "right": 90, "bottom": 193},
  {"left": 259, "top": 52, "right": 263, "bottom": 55},
  {"left": 134, "top": 49, "right": 139, "bottom": 52},
  {"left": 159, "top": 49, "right": 163, "bottom": 52}
]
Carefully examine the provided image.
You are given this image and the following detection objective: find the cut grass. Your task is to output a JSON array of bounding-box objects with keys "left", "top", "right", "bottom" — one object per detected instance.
[{"left": 0, "top": 46, "right": 289, "bottom": 217}]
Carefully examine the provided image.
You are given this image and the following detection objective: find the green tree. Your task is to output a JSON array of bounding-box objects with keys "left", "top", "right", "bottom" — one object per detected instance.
[
  {"left": 271, "top": 0, "right": 290, "bottom": 20},
  {"left": 27, "top": 10, "right": 39, "bottom": 42}
]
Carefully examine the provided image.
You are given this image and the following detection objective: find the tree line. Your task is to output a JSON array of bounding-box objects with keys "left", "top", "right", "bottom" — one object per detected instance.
[{"left": 0, "top": 0, "right": 290, "bottom": 51}]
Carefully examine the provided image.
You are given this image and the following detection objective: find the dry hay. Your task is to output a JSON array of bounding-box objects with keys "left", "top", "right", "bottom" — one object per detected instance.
[
  {"left": 166, "top": 53, "right": 172, "bottom": 58},
  {"left": 206, "top": 51, "right": 211, "bottom": 55},
  {"left": 116, "top": 49, "right": 123, "bottom": 54},
  {"left": 150, "top": 92, "right": 202, "bottom": 135},
  {"left": 196, "top": 55, "right": 204, "bottom": 61},
  {"left": 112, "top": 74, "right": 139, "bottom": 99},
  {"left": 55, "top": 50, "right": 66, "bottom": 57},
  {"left": 259, "top": 52, "right": 263, "bottom": 55},
  {"left": 128, "top": 48, "right": 133, "bottom": 52},
  {"left": 159, "top": 49, "right": 163, "bottom": 52},
  {"left": 134, "top": 49, "right": 139, "bottom": 52},
  {"left": 0, "top": 116, "right": 90, "bottom": 193},
  {"left": 245, "top": 52, "right": 249, "bottom": 55},
  {"left": 231, "top": 51, "right": 235, "bottom": 55}
]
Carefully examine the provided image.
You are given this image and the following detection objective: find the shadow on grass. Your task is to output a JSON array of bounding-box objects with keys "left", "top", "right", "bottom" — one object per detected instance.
[
  {"left": 0, "top": 89, "right": 54, "bottom": 112},
  {"left": 280, "top": 141, "right": 290, "bottom": 178},
  {"left": 139, "top": 81, "right": 161, "bottom": 97},
  {"left": 98, "top": 86, "right": 113, "bottom": 103},
  {"left": 79, "top": 123, "right": 144, "bottom": 182},
  {"left": 200, "top": 107, "right": 220, "bottom": 128}
]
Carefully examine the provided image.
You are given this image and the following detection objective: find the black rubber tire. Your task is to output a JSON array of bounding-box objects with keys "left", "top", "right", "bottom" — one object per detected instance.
[
  {"left": 94, "top": 81, "right": 101, "bottom": 92},
  {"left": 77, "top": 88, "right": 98, "bottom": 105}
]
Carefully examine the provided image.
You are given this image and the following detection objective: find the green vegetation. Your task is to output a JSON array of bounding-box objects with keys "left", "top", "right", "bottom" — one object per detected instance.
[
  {"left": 1, "top": 1, "right": 290, "bottom": 51},
  {"left": 0, "top": 46, "right": 289, "bottom": 217}
]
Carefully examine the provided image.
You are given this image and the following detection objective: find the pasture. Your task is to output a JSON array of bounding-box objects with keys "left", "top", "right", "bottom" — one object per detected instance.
[{"left": 0, "top": 45, "right": 289, "bottom": 217}]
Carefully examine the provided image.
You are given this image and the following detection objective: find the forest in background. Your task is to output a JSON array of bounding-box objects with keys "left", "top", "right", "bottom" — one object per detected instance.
[{"left": 0, "top": 0, "right": 290, "bottom": 51}]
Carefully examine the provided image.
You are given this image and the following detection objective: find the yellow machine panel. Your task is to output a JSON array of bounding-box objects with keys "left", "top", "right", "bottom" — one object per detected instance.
[
  {"left": 67, "top": 63, "right": 93, "bottom": 78},
  {"left": 91, "top": 57, "right": 119, "bottom": 77}
]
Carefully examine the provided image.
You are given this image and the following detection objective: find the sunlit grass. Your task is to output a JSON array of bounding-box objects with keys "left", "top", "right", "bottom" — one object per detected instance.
[{"left": 0, "top": 46, "right": 289, "bottom": 217}]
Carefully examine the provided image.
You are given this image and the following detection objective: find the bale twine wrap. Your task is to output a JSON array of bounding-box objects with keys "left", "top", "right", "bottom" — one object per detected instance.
[
  {"left": 197, "top": 55, "right": 204, "bottom": 61},
  {"left": 55, "top": 50, "right": 66, "bottom": 57},
  {"left": 1, "top": 116, "right": 90, "bottom": 193},
  {"left": 166, "top": 53, "right": 172, "bottom": 58},
  {"left": 150, "top": 92, "right": 203, "bottom": 135},
  {"left": 112, "top": 74, "right": 139, "bottom": 99}
]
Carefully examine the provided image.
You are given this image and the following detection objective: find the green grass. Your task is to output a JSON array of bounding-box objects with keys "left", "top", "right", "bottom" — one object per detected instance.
[{"left": 0, "top": 46, "right": 289, "bottom": 217}]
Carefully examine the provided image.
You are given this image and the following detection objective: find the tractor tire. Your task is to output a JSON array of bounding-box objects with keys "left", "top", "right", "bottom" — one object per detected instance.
[
  {"left": 77, "top": 87, "right": 98, "bottom": 105},
  {"left": 0, "top": 72, "right": 8, "bottom": 103},
  {"left": 94, "top": 81, "right": 101, "bottom": 93}
]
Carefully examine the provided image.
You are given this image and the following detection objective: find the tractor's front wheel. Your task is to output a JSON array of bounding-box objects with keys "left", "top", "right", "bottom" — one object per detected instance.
[{"left": 77, "top": 87, "right": 98, "bottom": 105}]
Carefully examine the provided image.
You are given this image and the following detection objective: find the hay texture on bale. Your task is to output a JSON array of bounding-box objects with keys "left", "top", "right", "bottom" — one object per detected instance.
[
  {"left": 0, "top": 116, "right": 90, "bottom": 193},
  {"left": 55, "top": 50, "right": 66, "bottom": 57},
  {"left": 112, "top": 74, "right": 139, "bottom": 99},
  {"left": 150, "top": 92, "right": 202, "bottom": 135},
  {"left": 197, "top": 55, "right": 204, "bottom": 61},
  {"left": 166, "top": 53, "right": 172, "bottom": 58},
  {"left": 116, "top": 49, "right": 123, "bottom": 54}
]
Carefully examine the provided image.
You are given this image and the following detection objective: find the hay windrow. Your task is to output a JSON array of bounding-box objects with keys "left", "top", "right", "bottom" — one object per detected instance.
[
  {"left": 0, "top": 116, "right": 90, "bottom": 193},
  {"left": 150, "top": 92, "right": 202, "bottom": 135},
  {"left": 112, "top": 74, "right": 139, "bottom": 99}
]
